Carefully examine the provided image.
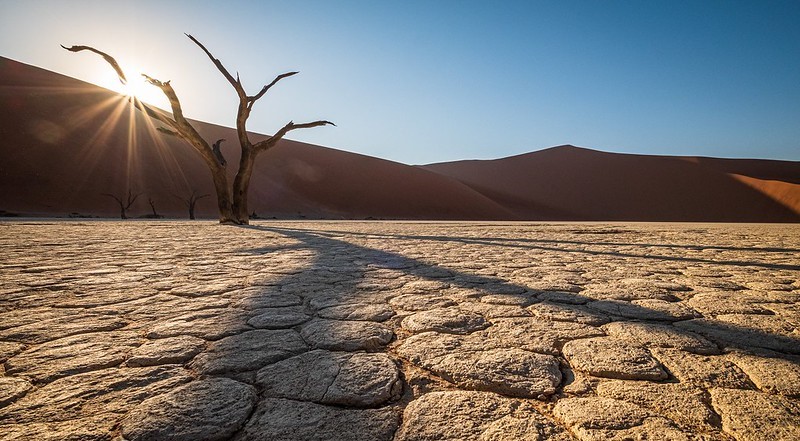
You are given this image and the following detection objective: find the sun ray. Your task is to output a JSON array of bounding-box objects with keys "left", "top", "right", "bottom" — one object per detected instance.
[
  {"left": 64, "top": 95, "right": 123, "bottom": 132},
  {"left": 126, "top": 94, "right": 139, "bottom": 196},
  {"left": 66, "top": 96, "right": 131, "bottom": 203},
  {"left": 134, "top": 102, "right": 196, "bottom": 194}
]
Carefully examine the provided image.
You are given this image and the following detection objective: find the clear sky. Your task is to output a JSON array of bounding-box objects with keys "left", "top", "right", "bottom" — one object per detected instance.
[{"left": 1, "top": 0, "right": 798, "bottom": 164}]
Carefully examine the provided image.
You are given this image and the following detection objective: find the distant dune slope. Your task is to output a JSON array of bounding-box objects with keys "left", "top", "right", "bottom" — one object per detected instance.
[
  {"left": 421, "top": 146, "right": 800, "bottom": 222},
  {"left": 0, "top": 57, "right": 514, "bottom": 219},
  {"left": 2, "top": 57, "right": 798, "bottom": 221}
]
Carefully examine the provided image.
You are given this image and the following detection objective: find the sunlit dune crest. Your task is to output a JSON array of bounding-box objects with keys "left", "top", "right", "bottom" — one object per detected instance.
[{"left": 731, "top": 174, "right": 800, "bottom": 216}]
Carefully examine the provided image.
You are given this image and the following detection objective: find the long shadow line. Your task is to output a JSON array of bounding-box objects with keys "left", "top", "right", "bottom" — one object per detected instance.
[
  {"left": 291, "top": 227, "right": 800, "bottom": 254},
  {"left": 278, "top": 228, "right": 800, "bottom": 272}
]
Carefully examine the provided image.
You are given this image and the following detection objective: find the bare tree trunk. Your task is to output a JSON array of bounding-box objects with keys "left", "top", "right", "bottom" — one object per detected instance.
[
  {"left": 209, "top": 166, "right": 236, "bottom": 223},
  {"left": 148, "top": 198, "right": 160, "bottom": 218},
  {"left": 232, "top": 149, "right": 255, "bottom": 224}
]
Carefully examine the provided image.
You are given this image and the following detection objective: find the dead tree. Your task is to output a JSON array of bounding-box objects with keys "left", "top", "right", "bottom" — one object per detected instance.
[
  {"left": 176, "top": 190, "right": 209, "bottom": 220},
  {"left": 63, "top": 36, "right": 333, "bottom": 224},
  {"left": 147, "top": 197, "right": 163, "bottom": 218},
  {"left": 102, "top": 190, "right": 140, "bottom": 219}
]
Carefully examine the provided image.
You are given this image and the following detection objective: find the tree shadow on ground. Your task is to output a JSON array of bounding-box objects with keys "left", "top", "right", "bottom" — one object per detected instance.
[
  {"left": 240, "top": 224, "right": 800, "bottom": 364},
  {"left": 271, "top": 227, "right": 800, "bottom": 271}
]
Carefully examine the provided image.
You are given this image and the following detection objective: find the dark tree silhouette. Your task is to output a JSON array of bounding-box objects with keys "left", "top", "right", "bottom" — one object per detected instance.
[
  {"left": 176, "top": 190, "right": 210, "bottom": 220},
  {"left": 63, "top": 35, "right": 333, "bottom": 224},
  {"left": 147, "top": 197, "right": 163, "bottom": 219},
  {"left": 102, "top": 190, "right": 140, "bottom": 219}
]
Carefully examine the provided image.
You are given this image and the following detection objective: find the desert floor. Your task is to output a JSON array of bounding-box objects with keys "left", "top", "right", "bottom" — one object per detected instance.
[{"left": 1, "top": 220, "right": 798, "bottom": 440}]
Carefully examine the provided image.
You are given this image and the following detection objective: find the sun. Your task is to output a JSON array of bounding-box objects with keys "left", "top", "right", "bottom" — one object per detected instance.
[
  {"left": 96, "top": 62, "right": 168, "bottom": 108},
  {"left": 120, "top": 66, "right": 169, "bottom": 107}
]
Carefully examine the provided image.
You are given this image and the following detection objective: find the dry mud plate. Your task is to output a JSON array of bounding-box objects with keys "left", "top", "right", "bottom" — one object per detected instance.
[{"left": 1, "top": 220, "right": 799, "bottom": 441}]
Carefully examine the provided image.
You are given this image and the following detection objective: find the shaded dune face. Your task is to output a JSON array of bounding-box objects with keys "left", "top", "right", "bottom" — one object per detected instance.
[
  {"left": 2, "top": 56, "right": 799, "bottom": 222},
  {"left": 422, "top": 146, "right": 800, "bottom": 222}
]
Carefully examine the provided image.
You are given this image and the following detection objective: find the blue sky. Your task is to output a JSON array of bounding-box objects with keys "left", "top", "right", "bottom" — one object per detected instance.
[{"left": 1, "top": 0, "right": 798, "bottom": 163}]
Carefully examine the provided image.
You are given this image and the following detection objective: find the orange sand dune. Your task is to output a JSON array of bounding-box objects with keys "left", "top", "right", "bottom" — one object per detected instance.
[
  {"left": 682, "top": 156, "right": 800, "bottom": 185},
  {"left": 421, "top": 146, "right": 800, "bottom": 222},
  {"left": 730, "top": 174, "right": 800, "bottom": 216},
  {"left": 2, "top": 57, "right": 798, "bottom": 221}
]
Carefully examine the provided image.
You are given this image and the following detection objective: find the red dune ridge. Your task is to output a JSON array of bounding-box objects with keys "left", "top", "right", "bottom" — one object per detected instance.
[{"left": 1, "top": 57, "right": 798, "bottom": 222}]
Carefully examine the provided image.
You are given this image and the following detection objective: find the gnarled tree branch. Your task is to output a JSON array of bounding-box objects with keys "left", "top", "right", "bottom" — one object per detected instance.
[
  {"left": 254, "top": 120, "right": 336, "bottom": 152},
  {"left": 61, "top": 45, "right": 127, "bottom": 84},
  {"left": 186, "top": 35, "right": 311, "bottom": 154},
  {"left": 141, "top": 74, "right": 215, "bottom": 163},
  {"left": 141, "top": 76, "right": 186, "bottom": 122},
  {"left": 186, "top": 34, "right": 253, "bottom": 149},
  {"left": 249, "top": 71, "right": 298, "bottom": 108},
  {"left": 156, "top": 126, "right": 180, "bottom": 137},
  {"left": 187, "top": 38, "right": 248, "bottom": 149},
  {"left": 185, "top": 33, "right": 243, "bottom": 98}
]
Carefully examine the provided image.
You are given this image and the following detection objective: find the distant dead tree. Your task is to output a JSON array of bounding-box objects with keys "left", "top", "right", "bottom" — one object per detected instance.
[
  {"left": 146, "top": 197, "right": 163, "bottom": 219},
  {"left": 176, "top": 190, "right": 209, "bottom": 220},
  {"left": 63, "top": 36, "right": 333, "bottom": 224},
  {"left": 103, "top": 190, "right": 140, "bottom": 219}
]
